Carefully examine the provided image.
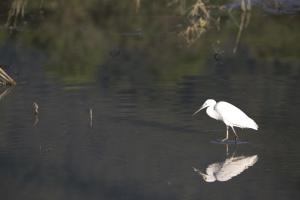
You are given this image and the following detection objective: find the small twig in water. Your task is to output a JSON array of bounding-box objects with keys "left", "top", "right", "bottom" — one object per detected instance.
[
  {"left": 33, "top": 102, "right": 39, "bottom": 115},
  {"left": 89, "top": 108, "right": 93, "bottom": 127},
  {"left": 33, "top": 102, "right": 39, "bottom": 126}
]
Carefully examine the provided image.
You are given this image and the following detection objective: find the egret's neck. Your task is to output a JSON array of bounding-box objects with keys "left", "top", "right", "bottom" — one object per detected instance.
[{"left": 206, "top": 106, "right": 221, "bottom": 120}]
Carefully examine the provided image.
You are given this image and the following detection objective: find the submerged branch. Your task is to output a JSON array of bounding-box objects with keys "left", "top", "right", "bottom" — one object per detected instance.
[
  {"left": 6, "top": 0, "right": 28, "bottom": 27},
  {"left": 0, "top": 67, "right": 17, "bottom": 86}
]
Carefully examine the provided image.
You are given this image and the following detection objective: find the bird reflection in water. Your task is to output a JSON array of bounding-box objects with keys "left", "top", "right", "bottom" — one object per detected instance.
[{"left": 193, "top": 145, "right": 258, "bottom": 182}]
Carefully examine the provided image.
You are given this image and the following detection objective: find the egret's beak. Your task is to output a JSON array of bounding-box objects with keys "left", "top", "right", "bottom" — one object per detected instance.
[
  {"left": 193, "top": 167, "right": 205, "bottom": 176},
  {"left": 198, "top": 171, "right": 206, "bottom": 177},
  {"left": 192, "top": 105, "right": 206, "bottom": 116}
]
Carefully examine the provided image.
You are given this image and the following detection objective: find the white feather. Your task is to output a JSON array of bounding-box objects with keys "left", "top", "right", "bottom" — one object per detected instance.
[
  {"left": 195, "top": 155, "right": 258, "bottom": 182},
  {"left": 215, "top": 101, "right": 258, "bottom": 130}
]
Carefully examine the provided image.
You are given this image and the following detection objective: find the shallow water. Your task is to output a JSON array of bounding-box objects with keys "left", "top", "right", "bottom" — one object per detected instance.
[{"left": 0, "top": 1, "right": 300, "bottom": 200}]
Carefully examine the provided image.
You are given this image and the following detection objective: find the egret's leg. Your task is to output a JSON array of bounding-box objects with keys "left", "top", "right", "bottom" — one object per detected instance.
[
  {"left": 231, "top": 126, "right": 239, "bottom": 141},
  {"left": 225, "top": 144, "right": 229, "bottom": 156},
  {"left": 222, "top": 126, "right": 229, "bottom": 141}
]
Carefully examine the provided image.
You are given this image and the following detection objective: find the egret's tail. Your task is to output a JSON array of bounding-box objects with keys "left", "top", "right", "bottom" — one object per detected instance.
[{"left": 249, "top": 119, "right": 258, "bottom": 130}]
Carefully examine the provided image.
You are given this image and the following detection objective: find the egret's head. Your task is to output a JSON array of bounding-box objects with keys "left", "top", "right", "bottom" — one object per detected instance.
[
  {"left": 201, "top": 174, "right": 216, "bottom": 182},
  {"left": 193, "top": 168, "right": 216, "bottom": 182},
  {"left": 193, "top": 99, "right": 216, "bottom": 116}
]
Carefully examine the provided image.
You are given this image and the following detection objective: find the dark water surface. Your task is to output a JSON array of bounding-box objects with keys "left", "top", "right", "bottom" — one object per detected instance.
[{"left": 0, "top": 1, "right": 300, "bottom": 200}]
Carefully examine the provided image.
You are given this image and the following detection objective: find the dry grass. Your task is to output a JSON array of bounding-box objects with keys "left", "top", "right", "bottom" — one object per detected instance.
[
  {"left": 179, "top": 0, "right": 254, "bottom": 50},
  {"left": 180, "top": 0, "right": 211, "bottom": 45}
]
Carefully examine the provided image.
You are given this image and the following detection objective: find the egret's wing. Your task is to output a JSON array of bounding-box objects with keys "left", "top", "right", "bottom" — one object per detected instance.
[
  {"left": 215, "top": 155, "right": 258, "bottom": 181},
  {"left": 215, "top": 101, "right": 258, "bottom": 129}
]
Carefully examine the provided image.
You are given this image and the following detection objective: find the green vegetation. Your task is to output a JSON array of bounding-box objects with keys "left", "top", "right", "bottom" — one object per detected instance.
[{"left": 0, "top": 0, "right": 299, "bottom": 85}]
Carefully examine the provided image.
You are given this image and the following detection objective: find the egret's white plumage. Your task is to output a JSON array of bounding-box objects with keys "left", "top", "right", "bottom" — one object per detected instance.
[
  {"left": 193, "top": 99, "right": 258, "bottom": 140},
  {"left": 193, "top": 155, "right": 258, "bottom": 182}
]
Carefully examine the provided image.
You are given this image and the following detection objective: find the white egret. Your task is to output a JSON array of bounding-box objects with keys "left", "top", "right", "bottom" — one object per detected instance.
[
  {"left": 193, "top": 155, "right": 258, "bottom": 182},
  {"left": 193, "top": 99, "right": 258, "bottom": 141}
]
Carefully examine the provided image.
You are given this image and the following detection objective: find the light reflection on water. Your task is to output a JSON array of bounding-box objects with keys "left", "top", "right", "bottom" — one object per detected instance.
[{"left": 0, "top": 1, "right": 300, "bottom": 200}]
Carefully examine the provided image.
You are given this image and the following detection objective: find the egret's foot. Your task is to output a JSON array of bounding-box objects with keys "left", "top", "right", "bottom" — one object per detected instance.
[
  {"left": 221, "top": 138, "right": 229, "bottom": 142},
  {"left": 211, "top": 139, "right": 248, "bottom": 144},
  {"left": 234, "top": 136, "right": 239, "bottom": 143}
]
